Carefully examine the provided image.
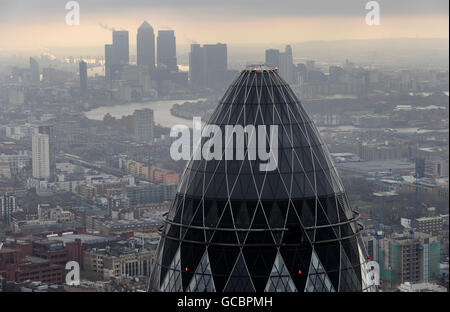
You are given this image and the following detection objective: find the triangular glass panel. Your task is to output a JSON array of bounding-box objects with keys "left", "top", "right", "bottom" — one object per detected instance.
[
  {"left": 224, "top": 252, "right": 255, "bottom": 292},
  {"left": 264, "top": 252, "right": 297, "bottom": 292}
]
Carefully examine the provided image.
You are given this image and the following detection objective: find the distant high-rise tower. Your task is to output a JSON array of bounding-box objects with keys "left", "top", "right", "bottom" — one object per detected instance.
[
  {"left": 79, "top": 60, "right": 87, "bottom": 92},
  {"left": 204, "top": 43, "right": 227, "bottom": 89},
  {"left": 189, "top": 43, "right": 227, "bottom": 89},
  {"left": 265, "top": 46, "right": 295, "bottom": 84},
  {"left": 157, "top": 30, "right": 177, "bottom": 71},
  {"left": 105, "top": 44, "right": 113, "bottom": 80},
  {"left": 32, "top": 133, "right": 50, "bottom": 180},
  {"left": 278, "top": 45, "right": 294, "bottom": 84},
  {"left": 112, "top": 30, "right": 129, "bottom": 65},
  {"left": 134, "top": 109, "right": 154, "bottom": 144},
  {"left": 37, "top": 125, "right": 55, "bottom": 179},
  {"left": 137, "top": 21, "right": 156, "bottom": 73},
  {"left": 189, "top": 44, "right": 205, "bottom": 87},
  {"left": 265, "top": 49, "right": 280, "bottom": 68},
  {"left": 29, "top": 57, "right": 40, "bottom": 83},
  {"left": 0, "top": 193, "right": 16, "bottom": 225},
  {"left": 149, "top": 67, "right": 373, "bottom": 292},
  {"left": 415, "top": 158, "right": 426, "bottom": 179},
  {"left": 204, "top": 44, "right": 227, "bottom": 72}
]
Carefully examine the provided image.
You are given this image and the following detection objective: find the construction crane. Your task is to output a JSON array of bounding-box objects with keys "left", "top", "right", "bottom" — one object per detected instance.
[
  {"left": 372, "top": 172, "right": 393, "bottom": 263},
  {"left": 370, "top": 179, "right": 387, "bottom": 290},
  {"left": 409, "top": 171, "right": 420, "bottom": 284}
]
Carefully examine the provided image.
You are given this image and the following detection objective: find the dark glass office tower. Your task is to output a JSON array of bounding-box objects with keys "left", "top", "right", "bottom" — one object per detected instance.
[
  {"left": 137, "top": 21, "right": 156, "bottom": 73},
  {"left": 265, "top": 49, "right": 279, "bottom": 68},
  {"left": 29, "top": 57, "right": 40, "bottom": 83},
  {"left": 189, "top": 43, "right": 228, "bottom": 89},
  {"left": 157, "top": 30, "right": 177, "bottom": 72},
  {"left": 79, "top": 60, "right": 87, "bottom": 92},
  {"left": 112, "top": 30, "right": 129, "bottom": 65},
  {"left": 149, "top": 67, "right": 372, "bottom": 292},
  {"left": 105, "top": 44, "right": 113, "bottom": 80}
]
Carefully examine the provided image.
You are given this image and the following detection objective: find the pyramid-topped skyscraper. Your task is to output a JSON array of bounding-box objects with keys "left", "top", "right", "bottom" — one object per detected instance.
[
  {"left": 149, "top": 66, "right": 373, "bottom": 292},
  {"left": 137, "top": 21, "right": 155, "bottom": 72}
]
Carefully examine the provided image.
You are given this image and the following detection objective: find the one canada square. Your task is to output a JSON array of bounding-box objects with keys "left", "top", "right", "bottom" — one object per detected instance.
[{"left": 149, "top": 67, "right": 373, "bottom": 292}]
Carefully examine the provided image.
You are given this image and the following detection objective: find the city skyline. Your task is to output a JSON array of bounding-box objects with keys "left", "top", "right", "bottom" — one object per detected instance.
[{"left": 0, "top": 1, "right": 448, "bottom": 53}]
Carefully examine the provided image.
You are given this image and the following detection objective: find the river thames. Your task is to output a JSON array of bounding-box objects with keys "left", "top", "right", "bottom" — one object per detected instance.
[{"left": 84, "top": 98, "right": 205, "bottom": 128}]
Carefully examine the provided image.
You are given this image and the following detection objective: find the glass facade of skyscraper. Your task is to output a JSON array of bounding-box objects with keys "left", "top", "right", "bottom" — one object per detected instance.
[{"left": 149, "top": 67, "right": 373, "bottom": 292}]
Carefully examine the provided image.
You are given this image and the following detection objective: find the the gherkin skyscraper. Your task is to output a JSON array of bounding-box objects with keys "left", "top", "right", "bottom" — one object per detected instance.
[{"left": 149, "top": 67, "right": 373, "bottom": 292}]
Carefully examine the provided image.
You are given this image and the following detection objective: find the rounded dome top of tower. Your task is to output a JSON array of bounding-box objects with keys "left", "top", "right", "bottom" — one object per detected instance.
[{"left": 178, "top": 68, "right": 344, "bottom": 200}]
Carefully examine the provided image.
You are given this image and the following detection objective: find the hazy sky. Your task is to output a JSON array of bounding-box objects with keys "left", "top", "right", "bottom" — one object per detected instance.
[{"left": 0, "top": 0, "right": 448, "bottom": 53}]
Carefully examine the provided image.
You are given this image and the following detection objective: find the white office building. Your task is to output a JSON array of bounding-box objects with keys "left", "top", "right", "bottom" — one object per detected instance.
[{"left": 32, "top": 133, "right": 50, "bottom": 179}]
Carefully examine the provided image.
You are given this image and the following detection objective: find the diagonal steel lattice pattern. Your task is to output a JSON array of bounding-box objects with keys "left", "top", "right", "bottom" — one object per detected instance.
[{"left": 148, "top": 68, "right": 374, "bottom": 292}]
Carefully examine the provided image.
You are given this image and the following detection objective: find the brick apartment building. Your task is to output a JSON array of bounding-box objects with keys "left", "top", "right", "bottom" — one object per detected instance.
[
  {"left": 0, "top": 246, "right": 64, "bottom": 284},
  {"left": 0, "top": 234, "right": 88, "bottom": 284}
]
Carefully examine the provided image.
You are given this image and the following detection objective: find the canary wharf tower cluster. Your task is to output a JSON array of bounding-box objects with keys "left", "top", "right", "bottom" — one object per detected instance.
[{"left": 148, "top": 66, "right": 373, "bottom": 292}]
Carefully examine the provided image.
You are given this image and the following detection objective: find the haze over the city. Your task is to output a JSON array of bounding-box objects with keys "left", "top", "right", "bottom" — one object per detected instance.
[{"left": 0, "top": 0, "right": 448, "bottom": 60}]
